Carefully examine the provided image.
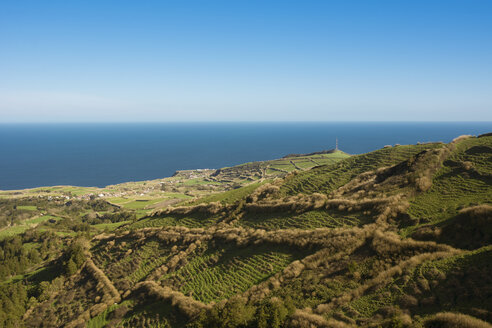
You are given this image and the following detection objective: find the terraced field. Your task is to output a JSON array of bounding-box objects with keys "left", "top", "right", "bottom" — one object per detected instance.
[
  {"left": 407, "top": 136, "right": 492, "bottom": 229},
  {"left": 346, "top": 245, "right": 492, "bottom": 322},
  {"left": 129, "top": 213, "right": 222, "bottom": 229},
  {"left": 92, "top": 239, "right": 176, "bottom": 284},
  {"left": 114, "top": 198, "right": 168, "bottom": 210},
  {"left": 163, "top": 243, "right": 309, "bottom": 304},
  {"left": 268, "top": 160, "right": 297, "bottom": 172},
  {"left": 211, "top": 151, "right": 350, "bottom": 182},
  {"left": 87, "top": 304, "right": 121, "bottom": 328},
  {"left": 88, "top": 299, "right": 178, "bottom": 328},
  {"left": 92, "top": 220, "right": 131, "bottom": 231},
  {"left": 239, "top": 209, "right": 371, "bottom": 230},
  {"left": 188, "top": 181, "right": 267, "bottom": 205},
  {"left": 280, "top": 143, "right": 444, "bottom": 196},
  {"left": 119, "top": 300, "right": 179, "bottom": 328},
  {"left": 259, "top": 152, "right": 349, "bottom": 173}
]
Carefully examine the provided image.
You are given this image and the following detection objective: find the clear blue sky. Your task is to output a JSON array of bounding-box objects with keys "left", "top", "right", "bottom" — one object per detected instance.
[{"left": 1, "top": 0, "right": 491, "bottom": 122}]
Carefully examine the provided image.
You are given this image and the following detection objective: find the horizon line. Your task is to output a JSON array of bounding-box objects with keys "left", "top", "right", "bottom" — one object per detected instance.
[{"left": 1, "top": 120, "right": 491, "bottom": 124}]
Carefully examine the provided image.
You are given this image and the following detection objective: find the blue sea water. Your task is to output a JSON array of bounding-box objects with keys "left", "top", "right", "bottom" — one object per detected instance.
[{"left": 0, "top": 122, "right": 490, "bottom": 190}]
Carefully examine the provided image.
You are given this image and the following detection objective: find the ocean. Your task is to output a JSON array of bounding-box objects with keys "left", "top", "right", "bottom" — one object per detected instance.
[{"left": 0, "top": 122, "right": 490, "bottom": 190}]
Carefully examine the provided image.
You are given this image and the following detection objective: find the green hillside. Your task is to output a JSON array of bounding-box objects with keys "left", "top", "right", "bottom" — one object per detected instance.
[
  {"left": 407, "top": 135, "right": 492, "bottom": 233},
  {"left": 280, "top": 143, "right": 444, "bottom": 196},
  {"left": 0, "top": 135, "right": 491, "bottom": 328}
]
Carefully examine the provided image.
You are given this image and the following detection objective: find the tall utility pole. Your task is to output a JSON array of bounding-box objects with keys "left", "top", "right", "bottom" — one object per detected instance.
[{"left": 335, "top": 137, "right": 338, "bottom": 150}]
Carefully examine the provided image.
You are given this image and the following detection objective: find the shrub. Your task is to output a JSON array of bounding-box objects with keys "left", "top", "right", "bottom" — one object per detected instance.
[
  {"left": 399, "top": 294, "right": 418, "bottom": 308},
  {"left": 423, "top": 312, "right": 492, "bottom": 328},
  {"left": 195, "top": 296, "right": 255, "bottom": 328}
]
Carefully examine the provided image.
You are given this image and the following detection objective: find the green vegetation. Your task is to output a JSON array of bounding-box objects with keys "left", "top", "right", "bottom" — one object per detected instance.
[
  {"left": 92, "top": 220, "right": 131, "bottom": 231},
  {"left": 87, "top": 303, "right": 121, "bottom": 328},
  {"left": 92, "top": 238, "right": 176, "bottom": 285},
  {"left": 344, "top": 245, "right": 492, "bottom": 324},
  {"left": 240, "top": 209, "right": 371, "bottom": 230},
  {"left": 280, "top": 143, "right": 443, "bottom": 196},
  {"left": 164, "top": 243, "right": 307, "bottom": 303},
  {"left": 130, "top": 213, "right": 220, "bottom": 229},
  {"left": 118, "top": 198, "right": 164, "bottom": 210},
  {"left": 407, "top": 136, "right": 492, "bottom": 231},
  {"left": 0, "top": 215, "right": 62, "bottom": 240},
  {"left": 188, "top": 181, "right": 267, "bottom": 205},
  {"left": 0, "top": 135, "right": 490, "bottom": 328},
  {"left": 16, "top": 205, "right": 37, "bottom": 211}
]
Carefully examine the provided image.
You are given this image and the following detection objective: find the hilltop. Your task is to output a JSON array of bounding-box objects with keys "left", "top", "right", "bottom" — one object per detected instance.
[{"left": 0, "top": 134, "right": 491, "bottom": 328}]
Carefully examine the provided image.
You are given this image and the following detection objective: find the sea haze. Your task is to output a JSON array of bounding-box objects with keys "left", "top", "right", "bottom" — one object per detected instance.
[{"left": 0, "top": 122, "right": 490, "bottom": 190}]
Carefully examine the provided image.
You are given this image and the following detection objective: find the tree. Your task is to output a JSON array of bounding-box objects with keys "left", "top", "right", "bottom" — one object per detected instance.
[
  {"left": 65, "top": 258, "right": 77, "bottom": 276},
  {"left": 256, "top": 298, "right": 292, "bottom": 328}
]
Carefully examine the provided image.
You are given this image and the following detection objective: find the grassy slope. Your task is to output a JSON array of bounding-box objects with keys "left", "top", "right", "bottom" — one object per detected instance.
[
  {"left": 129, "top": 213, "right": 221, "bottom": 229},
  {"left": 0, "top": 215, "right": 62, "bottom": 240},
  {"left": 280, "top": 143, "right": 443, "bottom": 196},
  {"left": 163, "top": 243, "right": 308, "bottom": 304},
  {"left": 344, "top": 245, "right": 492, "bottom": 323},
  {"left": 187, "top": 181, "right": 268, "bottom": 205},
  {"left": 268, "top": 151, "right": 350, "bottom": 172},
  {"left": 239, "top": 208, "right": 372, "bottom": 230},
  {"left": 407, "top": 136, "right": 492, "bottom": 228}
]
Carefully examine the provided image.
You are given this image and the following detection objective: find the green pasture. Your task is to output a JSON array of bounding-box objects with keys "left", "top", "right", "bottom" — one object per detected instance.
[
  {"left": 189, "top": 181, "right": 267, "bottom": 205},
  {"left": 0, "top": 215, "right": 62, "bottom": 240}
]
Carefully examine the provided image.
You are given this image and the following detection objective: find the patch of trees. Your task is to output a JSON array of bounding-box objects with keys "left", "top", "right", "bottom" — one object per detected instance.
[
  {"left": 63, "top": 199, "right": 118, "bottom": 215},
  {"left": 82, "top": 211, "right": 136, "bottom": 225},
  {"left": 191, "top": 296, "right": 295, "bottom": 328},
  {"left": 51, "top": 218, "right": 92, "bottom": 233},
  {"left": 0, "top": 282, "right": 28, "bottom": 328},
  {"left": 0, "top": 232, "right": 61, "bottom": 280},
  {"left": 62, "top": 240, "right": 86, "bottom": 276},
  {"left": 0, "top": 197, "right": 120, "bottom": 231},
  {"left": 0, "top": 199, "right": 40, "bottom": 229}
]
